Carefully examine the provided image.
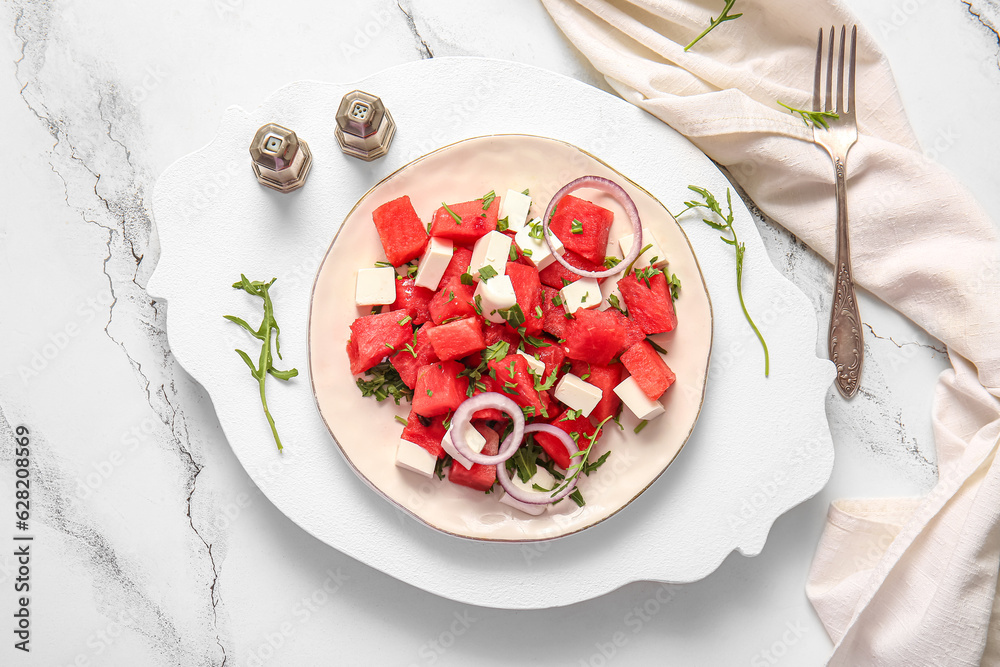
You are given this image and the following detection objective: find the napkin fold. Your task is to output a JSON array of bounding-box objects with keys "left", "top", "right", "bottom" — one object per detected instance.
[{"left": 541, "top": 0, "right": 1000, "bottom": 663}]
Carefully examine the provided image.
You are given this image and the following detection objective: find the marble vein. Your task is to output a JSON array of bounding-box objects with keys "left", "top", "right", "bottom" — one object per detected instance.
[{"left": 10, "top": 0, "right": 229, "bottom": 662}]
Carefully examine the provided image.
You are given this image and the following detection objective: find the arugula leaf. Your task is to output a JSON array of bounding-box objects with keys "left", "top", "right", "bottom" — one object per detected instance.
[
  {"left": 684, "top": 0, "right": 743, "bottom": 52},
  {"left": 678, "top": 185, "right": 769, "bottom": 375},
  {"left": 777, "top": 100, "right": 839, "bottom": 130},
  {"left": 224, "top": 275, "right": 298, "bottom": 451}
]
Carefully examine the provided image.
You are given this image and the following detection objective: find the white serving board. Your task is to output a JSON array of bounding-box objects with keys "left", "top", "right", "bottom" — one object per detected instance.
[{"left": 148, "top": 57, "right": 834, "bottom": 609}]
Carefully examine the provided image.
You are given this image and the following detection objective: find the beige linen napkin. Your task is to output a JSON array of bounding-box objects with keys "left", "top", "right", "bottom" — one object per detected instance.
[{"left": 541, "top": 0, "right": 1000, "bottom": 664}]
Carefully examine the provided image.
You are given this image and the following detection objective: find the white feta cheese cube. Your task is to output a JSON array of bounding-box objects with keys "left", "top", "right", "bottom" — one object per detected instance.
[
  {"left": 553, "top": 373, "right": 603, "bottom": 418},
  {"left": 355, "top": 266, "right": 397, "bottom": 306},
  {"left": 413, "top": 237, "right": 454, "bottom": 290},
  {"left": 395, "top": 439, "right": 437, "bottom": 477},
  {"left": 514, "top": 222, "right": 565, "bottom": 271},
  {"left": 474, "top": 275, "right": 517, "bottom": 324},
  {"left": 499, "top": 189, "right": 532, "bottom": 233},
  {"left": 517, "top": 350, "right": 546, "bottom": 376},
  {"left": 469, "top": 231, "right": 511, "bottom": 281},
  {"left": 614, "top": 376, "right": 665, "bottom": 421},
  {"left": 441, "top": 425, "right": 487, "bottom": 470},
  {"left": 559, "top": 278, "right": 602, "bottom": 314},
  {"left": 618, "top": 230, "right": 667, "bottom": 270},
  {"left": 498, "top": 467, "right": 557, "bottom": 516}
]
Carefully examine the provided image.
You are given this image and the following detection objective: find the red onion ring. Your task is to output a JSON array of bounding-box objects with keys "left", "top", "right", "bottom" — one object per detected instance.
[
  {"left": 496, "top": 424, "right": 581, "bottom": 505},
  {"left": 541, "top": 176, "right": 643, "bottom": 279},
  {"left": 449, "top": 393, "right": 524, "bottom": 465}
]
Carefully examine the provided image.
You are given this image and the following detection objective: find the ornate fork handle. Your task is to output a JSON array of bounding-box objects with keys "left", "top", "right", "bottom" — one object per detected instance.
[{"left": 829, "top": 157, "right": 862, "bottom": 397}]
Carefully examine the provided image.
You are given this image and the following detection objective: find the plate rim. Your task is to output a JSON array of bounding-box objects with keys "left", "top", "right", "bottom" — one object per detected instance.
[{"left": 307, "top": 132, "right": 714, "bottom": 543}]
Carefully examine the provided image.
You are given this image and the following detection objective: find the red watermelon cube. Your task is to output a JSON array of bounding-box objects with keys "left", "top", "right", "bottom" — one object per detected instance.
[
  {"left": 391, "top": 277, "right": 434, "bottom": 325},
  {"left": 427, "top": 276, "right": 477, "bottom": 325},
  {"left": 400, "top": 410, "right": 448, "bottom": 458},
  {"left": 620, "top": 340, "right": 676, "bottom": 400},
  {"left": 430, "top": 196, "right": 500, "bottom": 245},
  {"left": 390, "top": 323, "right": 438, "bottom": 388},
  {"left": 571, "top": 361, "right": 623, "bottom": 424},
  {"left": 618, "top": 272, "right": 677, "bottom": 334},
  {"left": 412, "top": 361, "right": 469, "bottom": 417},
  {"left": 372, "top": 196, "right": 429, "bottom": 266},
  {"left": 428, "top": 317, "right": 487, "bottom": 361},
  {"left": 523, "top": 336, "right": 566, "bottom": 380},
  {"left": 609, "top": 308, "right": 646, "bottom": 347},
  {"left": 448, "top": 423, "right": 499, "bottom": 491},
  {"left": 505, "top": 261, "right": 544, "bottom": 335},
  {"left": 548, "top": 195, "right": 614, "bottom": 264},
  {"left": 534, "top": 409, "right": 603, "bottom": 470},
  {"left": 440, "top": 246, "right": 474, "bottom": 284},
  {"left": 347, "top": 310, "right": 414, "bottom": 375},
  {"left": 487, "top": 353, "right": 549, "bottom": 418},
  {"left": 541, "top": 286, "right": 571, "bottom": 340},
  {"left": 484, "top": 322, "right": 521, "bottom": 349},
  {"left": 539, "top": 250, "right": 606, "bottom": 289},
  {"left": 561, "top": 308, "right": 627, "bottom": 366}
]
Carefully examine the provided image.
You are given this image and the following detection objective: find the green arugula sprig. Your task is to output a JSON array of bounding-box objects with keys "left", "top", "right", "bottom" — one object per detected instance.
[
  {"left": 679, "top": 186, "right": 770, "bottom": 376},
  {"left": 224, "top": 275, "right": 299, "bottom": 451},
  {"left": 777, "top": 100, "right": 839, "bottom": 130},
  {"left": 684, "top": 0, "right": 743, "bottom": 52},
  {"left": 551, "top": 416, "right": 614, "bottom": 499}
]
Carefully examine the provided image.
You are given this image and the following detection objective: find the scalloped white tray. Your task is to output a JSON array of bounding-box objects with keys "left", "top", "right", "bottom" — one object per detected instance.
[{"left": 148, "top": 58, "right": 834, "bottom": 609}]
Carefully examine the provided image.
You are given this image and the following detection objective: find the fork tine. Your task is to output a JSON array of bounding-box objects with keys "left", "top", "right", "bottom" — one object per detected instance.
[
  {"left": 848, "top": 24, "right": 857, "bottom": 114},
  {"left": 825, "top": 26, "right": 834, "bottom": 112},
  {"left": 813, "top": 28, "right": 823, "bottom": 112},
  {"left": 836, "top": 26, "right": 846, "bottom": 114}
]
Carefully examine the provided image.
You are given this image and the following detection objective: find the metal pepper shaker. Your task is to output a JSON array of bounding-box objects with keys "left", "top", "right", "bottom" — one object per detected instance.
[
  {"left": 249, "top": 123, "right": 313, "bottom": 192},
  {"left": 335, "top": 90, "right": 396, "bottom": 161}
]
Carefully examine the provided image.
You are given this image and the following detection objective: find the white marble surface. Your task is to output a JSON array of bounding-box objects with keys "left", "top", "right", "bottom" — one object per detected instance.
[{"left": 1, "top": 0, "right": 996, "bottom": 664}]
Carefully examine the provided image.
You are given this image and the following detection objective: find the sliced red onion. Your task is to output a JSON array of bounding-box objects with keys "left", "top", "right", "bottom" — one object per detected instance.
[
  {"left": 449, "top": 393, "right": 524, "bottom": 465},
  {"left": 496, "top": 424, "right": 580, "bottom": 505},
  {"left": 541, "top": 176, "right": 643, "bottom": 279}
]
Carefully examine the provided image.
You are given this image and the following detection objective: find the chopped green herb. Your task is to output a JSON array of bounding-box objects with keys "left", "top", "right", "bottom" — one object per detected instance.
[
  {"left": 527, "top": 218, "right": 544, "bottom": 241},
  {"left": 552, "top": 294, "right": 563, "bottom": 307},
  {"left": 478, "top": 265, "right": 499, "bottom": 281},
  {"left": 647, "top": 338, "right": 669, "bottom": 355},
  {"left": 442, "top": 202, "right": 462, "bottom": 225},
  {"left": 394, "top": 415, "right": 408, "bottom": 426},
  {"left": 460, "top": 272, "right": 474, "bottom": 286},
  {"left": 406, "top": 263, "right": 419, "bottom": 278},
  {"left": 625, "top": 243, "right": 654, "bottom": 277},
  {"left": 426, "top": 389, "right": 434, "bottom": 397},
  {"left": 447, "top": 290, "right": 456, "bottom": 303},
  {"left": 583, "top": 450, "right": 611, "bottom": 476},
  {"left": 571, "top": 219, "right": 584, "bottom": 235},
  {"left": 634, "top": 420, "right": 649, "bottom": 434},
  {"left": 607, "top": 294, "right": 625, "bottom": 314},
  {"left": 560, "top": 409, "right": 584, "bottom": 421},
  {"left": 482, "top": 190, "right": 496, "bottom": 210},
  {"left": 667, "top": 273, "right": 682, "bottom": 300},
  {"left": 534, "top": 306, "right": 543, "bottom": 319},
  {"left": 508, "top": 245, "right": 518, "bottom": 262},
  {"left": 522, "top": 248, "right": 533, "bottom": 257},
  {"left": 484, "top": 340, "right": 510, "bottom": 362},
  {"left": 355, "top": 360, "right": 413, "bottom": 406},
  {"left": 521, "top": 188, "right": 530, "bottom": 196},
  {"left": 397, "top": 314, "right": 412, "bottom": 325},
  {"left": 473, "top": 294, "right": 483, "bottom": 315},
  {"left": 434, "top": 457, "right": 450, "bottom": 480},
  {"left": 497, "top": 304, "right": 526, "bottom": 328},
  {"left": 497, "top": 216, "right": 509, "bottom": 232},
  {"left": 604, "top": 256, "right": 621, "bottom": 268},
  {"left": 533, "top": 368, "right": 558, "bottom": 392},
  {"left": 224, "top": 275, "right": 299, "bottom": 451},
  {"left": 384, "top": 343, "right": 395, "bottom": 350},
  {"left": 374, "top": 261, "right": 393, "bottom": 268}
]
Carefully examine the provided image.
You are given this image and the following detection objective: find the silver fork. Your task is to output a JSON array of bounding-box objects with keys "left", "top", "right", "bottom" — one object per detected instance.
[{"left": 814, "top": 25, "right": 862, "bottom": 398}]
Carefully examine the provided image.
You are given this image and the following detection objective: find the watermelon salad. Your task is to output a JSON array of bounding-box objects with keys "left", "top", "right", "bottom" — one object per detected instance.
[{"left": 347, "top": 178, "right": 681, "bottom": 514}]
